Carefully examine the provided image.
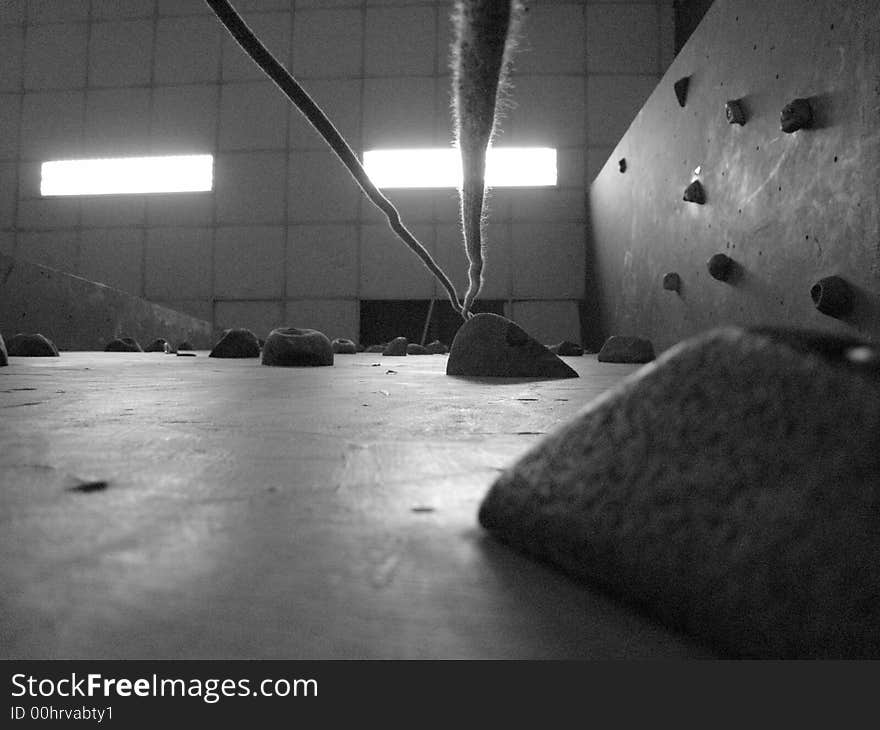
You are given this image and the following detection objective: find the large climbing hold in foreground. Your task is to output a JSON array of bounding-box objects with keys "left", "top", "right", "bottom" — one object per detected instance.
[{"left": 479, "top": 326, "right": 880, "bottom": 658}]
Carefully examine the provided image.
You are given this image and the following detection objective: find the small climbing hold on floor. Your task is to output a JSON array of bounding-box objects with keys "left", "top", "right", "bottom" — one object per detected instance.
[
  {"left": 707, "top": 253, "right": 734, "bottom": 282},
  {"left": 105, "top": 337, "right": 143, "bottom": 352},
  {"left": 549, "top": 341, "right": 584, "bottom": 356},
  {"left": 683, "top": 180, "right": 705, "bottom": 204},
  {"left": 447, "top": 313, "right": 578, "bottom": 378},
  {"left": 662, "top": 272, "right": 681, "bottom": 292},
  {"left": 406, "top": 343, "right": 428, "bottom": 355},
  {"left": 781, "top": 97, "right": 813, "bottom": 133},
  {"left": 674, "top": 75, "right": 690, "bottom": 107},
  {"left": 210, "top": 328, "right": 261, "bottom": 358},
  {"left": 811, "top": 275, "right": 853, "bottom": 318},
  {"left": 7, "top": 333, "right": 59, "bottom": 357},
  {"left": 331, "top": 338, "right": 358, "bottom": 354},
  {"left": 618, "top": 158, "right": 627, "bottom": 173},
  {"left": 145, "top": 338, "right": 172, "bottom": 353},
  {"left": 262, "top": 327, "right": 334, "bottom": 367},
  {"left": 382, "top": 337, "right": 408, "bottom": 356},
  {"left": 426, "top": 340, "right": 449, "bottom": 354},
  {"left": 597, "top": 335, "right": 655, "bottom": 364}
]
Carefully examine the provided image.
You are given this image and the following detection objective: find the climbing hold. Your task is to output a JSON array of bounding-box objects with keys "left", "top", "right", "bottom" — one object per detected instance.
[
  {"left": 145, "top": 338, "right": 172, "bottom": 353},
  {"left": 447, "top": 313, "right": 578, "bottom": 378},
  {"left": 382, "top": 337, "right": 408, "bottom": 356},
  {"left": 810, "top": 276, "right": 853, "bottom": 318},
  {"left": 261, "top": 327, "right": 334, "bottom": 366},
  {"left": 780, "top": 98, "right": 812, "bottom": 133},
  {"left": 426, "top": 340, "right": 448, "bottom": 354},
  {"left": 105, "top": 337, "right": 143, "bottom": 352},
  {"left": 707, "top": 253, "right": 734, "bottom": 282},
  {"left": 549, "top": 341, "right": 584, "bottom": 356},
  {"left": 0, "top": 333, "right": 7, "bottom": 366},
  {"left": 478, "top": 326, "right": 880, "bottom": 658},
  {"left": 683, "top": 180, "right": 705, "bottom": 204},
  {"left": 662, "top": 272, "right": 681, "bottom": 292},
  {"left": 331, "top": 337, "right": 358, "bottom": 354},
  {"left": 7, "top": 333, "right": 59, "bottom": 357},
  {"left": 210, "top": 328, "right": 261, "bottom": 358},
  {"left": 618, "top": 158, "right": 627, "bottom": 173},
  {"left": 674, "top": 76, "right": 690, "bottom": 107},
  {"left": 597, "top": 336, "right": 655, "bottom": 364},
  {"left": 725, "top": 99, "right": 746, "bottom": 125}
]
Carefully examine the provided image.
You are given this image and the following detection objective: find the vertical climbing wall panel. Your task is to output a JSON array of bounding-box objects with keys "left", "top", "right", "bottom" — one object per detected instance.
[
  {"left": 0, "top": 254, "right": 214, "bottom": 351},
  {"left": 588, "top": 0, "right": 880, "bottom": 352}
]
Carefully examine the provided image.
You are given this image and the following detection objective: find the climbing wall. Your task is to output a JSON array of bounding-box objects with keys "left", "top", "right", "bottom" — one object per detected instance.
[{"left": 588, "top": 0, "right": 880, "bottom": 353}]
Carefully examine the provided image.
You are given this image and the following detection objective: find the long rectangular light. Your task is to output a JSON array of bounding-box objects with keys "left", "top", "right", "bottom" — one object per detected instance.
[
  {"left": 40, "top": 154, "right": 214, "bottom": 196},
  {"left": 363, "top": 147, "right": 556, "bottom": 189}
]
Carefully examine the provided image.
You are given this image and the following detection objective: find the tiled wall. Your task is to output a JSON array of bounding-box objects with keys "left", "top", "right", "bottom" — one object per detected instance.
[{"left": 0, "top": 0, "right": 673, "bottom": 345}]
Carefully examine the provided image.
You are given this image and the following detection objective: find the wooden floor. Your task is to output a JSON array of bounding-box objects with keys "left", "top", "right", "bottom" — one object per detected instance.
[{"left": 1, "top": 351, "right": 712, "bottom": 659}]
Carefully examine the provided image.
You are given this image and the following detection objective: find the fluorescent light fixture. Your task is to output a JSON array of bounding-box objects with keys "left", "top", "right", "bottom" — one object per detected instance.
[
  {"left": 363, "top": 147, "right": 556, "bottom": 189},
  {"left": 40, "top": 154, "right": 214, "bottom": 196}
]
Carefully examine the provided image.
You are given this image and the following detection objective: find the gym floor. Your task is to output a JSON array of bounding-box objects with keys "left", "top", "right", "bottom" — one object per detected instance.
[{"left": 1, "top": 351, "right": 711, "bottom": 659}]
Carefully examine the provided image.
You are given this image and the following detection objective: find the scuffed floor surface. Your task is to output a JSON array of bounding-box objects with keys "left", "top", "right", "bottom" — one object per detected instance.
[{"left": 1, "top": 351, "right": 712, "bottom": 659}]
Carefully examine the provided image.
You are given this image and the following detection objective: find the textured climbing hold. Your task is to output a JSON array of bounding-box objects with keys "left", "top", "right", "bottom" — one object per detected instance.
[
  {"left": 780, "top": 98, "right": 812, "bottom": 133},
  {"left": 210, "top": 328, "right": 261, "bottom": 358},
  {"left": 618, "top": 158, "right": 627, "bottom": 173},
  {"left": 725, "top": 99, "right": 746, "bottom": 125},
  {"left": 683, "top": 180, "right": 705, "bottom": 204},
  {"left": 261, "top": 327, "right": 333, "bottom": 367},
  {"left": 478, "top": 326, "right": 880, "bottom": 658},
  {"left": 105, "top": 337, "right": 143, "bottom": 352},
  {"left": 382, "top": 337, "right": 408, "bottom": 356},
  {"left": 707, "top": 253, "right": 734, "bottom": 282},
  {"left": 426, "top": 340, "right": 449, "bottom": 355},
  {"left": 674, "top": 76, "right": 690, "bottom": 107},
  {"left": 7, "top": 333, "right": 59, "bottom": 357},
  {"left": 0, "top": 333, "right": 7, "bottom": 366},
  {"left": 597, "top": 335, "right": 655, "bottom": 364},
  {"left": 447, "top": 313, "right": 577, "bottom": 379},
  {"left": 145, "top": 338, "right": 172, "bottom": 353},
  {"left": 549, "top": 341, "right": 584, "bottom": 357},
  {"left": 331, "top": 338, "right": 358, "bottom": 354},
  {"left": 662, "top": 272, "right": 681, "bottom": 292},
  {"left": 810, "top": 275, "right": 853, "bottom": 318},
  {"left": 406, "top": 343, "right": 428, "bottom": 355}
]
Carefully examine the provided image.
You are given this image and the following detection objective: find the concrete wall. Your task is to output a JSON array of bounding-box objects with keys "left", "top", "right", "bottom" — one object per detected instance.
[
  {"left": 588, "top": 0, "right": 880, "bottom": 352},
  {"left": 0, "top": 0, "right": 672, "bottom": 345}
]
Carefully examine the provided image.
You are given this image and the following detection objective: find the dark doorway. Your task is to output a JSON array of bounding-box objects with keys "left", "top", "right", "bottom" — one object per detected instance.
[{"left": 359, "top": 299, "right": 506, "bottom": 347}]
